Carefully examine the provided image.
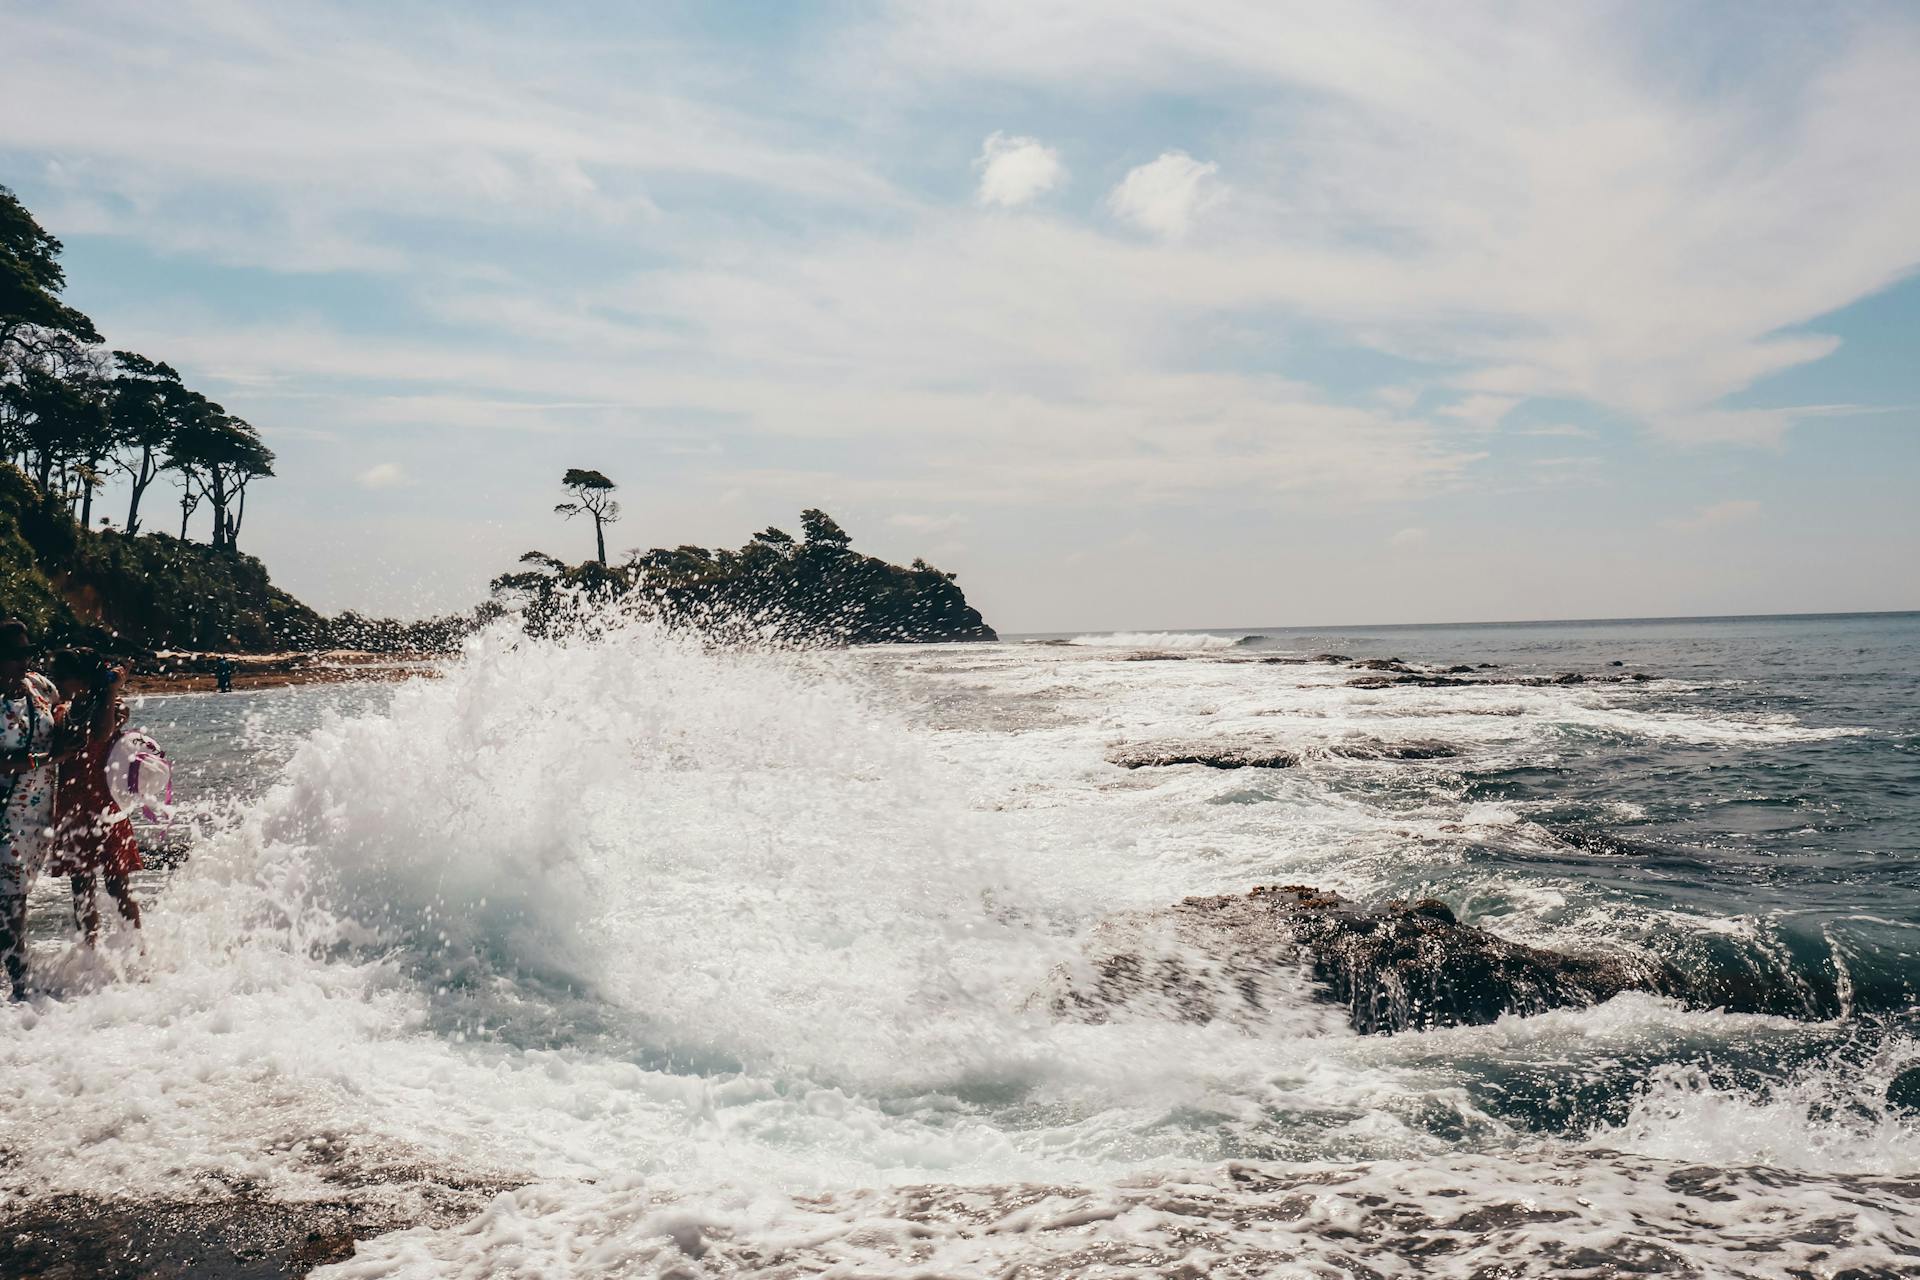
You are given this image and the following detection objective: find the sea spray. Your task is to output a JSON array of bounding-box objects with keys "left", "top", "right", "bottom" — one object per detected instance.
[{"left": 3, "top": 614, "right": 1915, "bottom": 1276}]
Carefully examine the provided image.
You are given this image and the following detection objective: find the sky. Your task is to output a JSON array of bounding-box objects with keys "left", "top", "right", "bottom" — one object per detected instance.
[{"left": 1, "top": 0, "right": 1917, "bottom": 632}]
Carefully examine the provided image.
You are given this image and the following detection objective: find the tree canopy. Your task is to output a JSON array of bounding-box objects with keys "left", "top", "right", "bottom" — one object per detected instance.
[
  {"left": 555, "top": 468, "right": 621, "bottom": 565},
  {"left": 1, "top": 185, "right": 277, "bottom": 550},
  {"left": 495, "top": 507, "right": 996, "bottom": 645},
  {"left": 0, "top": 185, "right": 101, "bottom": 350}
]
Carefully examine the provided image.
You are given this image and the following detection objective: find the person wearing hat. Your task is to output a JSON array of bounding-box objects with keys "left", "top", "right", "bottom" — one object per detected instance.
[{"left": 0, "top": 618, "right": 63, "bottom": 999}]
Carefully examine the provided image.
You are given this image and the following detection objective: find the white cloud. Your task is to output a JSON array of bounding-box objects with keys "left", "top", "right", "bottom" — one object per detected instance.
[
  {"left": 357, "top": 462, "right": 407, "bottom": 489},
  {"left": 1663, "top": 499, "right": 1762, "bottom": 532},
  {"left": 974, "top": 132, "right": 1063, "bottom": 207},
  {"left": 1389, "top": 527, "right": 1430, "bottom": 548},
  {"left": 1107, "top": 151, "right": 1222, "bottom": 238},
  {"left": 7, "top": 3, "right": 1918, "bottom": 625},
  {"left": 886, "top": 4, "right": 1920, "bottom": 443},
  {"left": 0, "top": 3, "right": 901, "bottom": 276}
]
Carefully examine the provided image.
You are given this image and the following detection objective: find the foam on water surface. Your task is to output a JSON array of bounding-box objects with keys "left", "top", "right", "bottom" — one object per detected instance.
[{"left": 0, "top": 615, "right": 1914, "bottom": 1275}]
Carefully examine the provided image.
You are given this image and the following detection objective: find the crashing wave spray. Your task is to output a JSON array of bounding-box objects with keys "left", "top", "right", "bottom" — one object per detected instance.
[{"left": 240, "top": 616, "right": 1068, "bottom": 1087}]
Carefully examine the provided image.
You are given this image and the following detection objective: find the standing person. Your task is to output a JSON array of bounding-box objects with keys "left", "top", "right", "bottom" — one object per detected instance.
[
  {"left": 46, "top": 649, "right": 141, "bottom": 946},
  {"left": 0, "top": 620, "right": 61, "bottom": 1000},
  {"left": 214, "top": 655, "right": 233, "bottom": 693}
]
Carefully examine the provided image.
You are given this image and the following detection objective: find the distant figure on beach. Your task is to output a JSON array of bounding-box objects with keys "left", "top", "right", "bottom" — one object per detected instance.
[
  {"left": 46, "top": 648, "right": 142, "bottom": 946},
  {"left": 0, "top": 620, "right": 61, "bottom": 999},
  {"left": 215, "top": 655, "right": 234, "bottom": 692}
]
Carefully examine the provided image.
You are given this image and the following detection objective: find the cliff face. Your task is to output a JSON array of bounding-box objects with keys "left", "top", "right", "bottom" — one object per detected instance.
[{"left": 0, "top": 464, "right": 323, "bottom": 651}]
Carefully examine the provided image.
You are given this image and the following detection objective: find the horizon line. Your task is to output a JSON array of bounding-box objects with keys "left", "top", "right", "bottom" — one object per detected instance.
[{"left": 1006, "top": 607, "right": 1920, "bottom": 638}]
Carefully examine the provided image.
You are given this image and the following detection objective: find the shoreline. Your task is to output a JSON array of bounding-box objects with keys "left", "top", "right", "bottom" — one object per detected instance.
[{"left": 126, "top": 650, "right": 444, "bottom": 696}]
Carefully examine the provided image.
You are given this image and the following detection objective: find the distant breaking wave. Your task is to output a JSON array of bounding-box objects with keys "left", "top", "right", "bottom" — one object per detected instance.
[{"left": 1065, "top": 631, "right": 1251, "bottom": 651}]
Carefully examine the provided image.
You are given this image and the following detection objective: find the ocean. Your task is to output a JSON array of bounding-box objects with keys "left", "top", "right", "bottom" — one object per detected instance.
[{"left": 1, "top": 611, "right": 1915, "bottom": 1276}]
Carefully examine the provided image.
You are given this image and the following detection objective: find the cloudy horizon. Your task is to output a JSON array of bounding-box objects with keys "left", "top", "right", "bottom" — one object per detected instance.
[{"left": 2, "top": 1, "right": 1916, "bottom": 631}]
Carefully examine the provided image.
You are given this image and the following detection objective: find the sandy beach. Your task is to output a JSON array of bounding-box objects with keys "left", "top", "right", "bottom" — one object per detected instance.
[{"left": 127, "top": 650, "right": 444, "bottom": 695}]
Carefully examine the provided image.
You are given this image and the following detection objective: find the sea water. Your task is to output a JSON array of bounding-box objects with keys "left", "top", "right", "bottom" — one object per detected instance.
[{"left": 0, "top": 612, "right": 1915, "bottom": 1276}]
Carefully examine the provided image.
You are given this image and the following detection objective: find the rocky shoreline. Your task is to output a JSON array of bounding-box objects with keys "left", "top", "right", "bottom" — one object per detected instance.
[
  {"left": 1039, "top": 883, "right": 1848, "bottom": 1036},
  {"left": 0, "top": 1158, "right": 513, "bottom": 1278}
]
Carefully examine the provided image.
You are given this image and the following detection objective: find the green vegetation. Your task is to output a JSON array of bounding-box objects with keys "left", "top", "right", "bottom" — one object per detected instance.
[
  {"left": 0, "top": 460, "right": 321, "bottom": 649},
  {"left": 0, "top": 183, "right": 309, "bottom": 651},
  {"left": 3, "top": 185, "right": 994, "bottom": 653}
]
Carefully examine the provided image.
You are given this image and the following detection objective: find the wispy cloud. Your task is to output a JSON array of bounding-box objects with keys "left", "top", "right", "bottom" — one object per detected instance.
[{"left": 2, "top": 2, "right": 1915, "bottom": 623}]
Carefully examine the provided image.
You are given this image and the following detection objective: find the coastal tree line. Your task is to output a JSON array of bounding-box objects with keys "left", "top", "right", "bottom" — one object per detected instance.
[
  {"left": 498, "top": 468, "right": 993, "bottom": 645},
  {"left": 0, "top": 181, "right": 994, "bottom": 653},
  {"left": 0, "top": 185, "right": 273, "bottom": 550}
]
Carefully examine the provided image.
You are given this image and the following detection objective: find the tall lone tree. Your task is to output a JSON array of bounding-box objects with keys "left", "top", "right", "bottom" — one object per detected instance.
[
  {"left": 555, "top": 468, "right": 620, "bottom": 565},
  {"left": 107, "top": 350, "right": 186, "bottom": 535}
]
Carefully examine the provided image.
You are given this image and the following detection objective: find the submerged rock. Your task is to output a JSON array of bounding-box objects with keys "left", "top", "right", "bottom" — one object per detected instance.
[
  {"left": 1043, "top": 885, "right": 1692, "bottom": 1035},
  {"left": 1321, "top": 739, "right": 1461, "bottom": 761},
  {"left": 1346, "top": 673, "right": 1477, "bottom": 689},
  {"left": 1108, "top": 743, "right": 1299, "bottom": 770},
  {"left": 1343, "top": 668, "right": 1656, "bottom": 691}
]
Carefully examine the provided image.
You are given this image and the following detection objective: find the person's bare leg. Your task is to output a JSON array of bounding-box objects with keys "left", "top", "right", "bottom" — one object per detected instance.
[
  {"left": 71, "top": 874, "right": 101, "bottom": 947},
  {"left": 102, "top": 873, "right": 141, "bottom": 931},
  {"left": 0, "top": 892, "right": 29, "bottom": 998}
]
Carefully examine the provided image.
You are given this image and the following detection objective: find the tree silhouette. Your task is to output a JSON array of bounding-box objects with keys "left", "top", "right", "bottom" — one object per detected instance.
[
  {"left": 555, "top": 468, "right": 619, "bottom": 565},
  {"left": 165, "top": 404, "right": 273, "bottom": 549},
  {"left": 0, "top": 185, "right": 101, "bottom": 357},
  {"left": 800, "top": 508, "right": 851, "bottom": 547},
  {"left": 107, "top": 350, "right": 186, "bottom": 536},
  {"left": 1, "top": 350, "right": 109, "bottom": 499},
  {"left": 210, "top": 415, "right": 274, "bottom": 550}
]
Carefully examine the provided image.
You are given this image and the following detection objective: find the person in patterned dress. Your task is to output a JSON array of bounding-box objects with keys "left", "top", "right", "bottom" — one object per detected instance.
[
  {"left": 0, "top": 619, "right": 62, "bottom": 999},
  {"left": 46, "top": 648, "right": 142, "bottom": 944}
]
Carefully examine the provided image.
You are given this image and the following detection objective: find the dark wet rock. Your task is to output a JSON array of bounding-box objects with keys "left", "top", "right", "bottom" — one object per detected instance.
[
  {"left": 1260, "top": 652, "right": 1350, "bottom": 665},
  {"left": 1042, "top": 884, "right": 1694, "bottom": 1035},
  {"left": 1346, "top": 673, "right": 1478, "bottom": 689},
  {"left": 1349, "top": 657, "right": 1415, "bottom": 672},
  {"left": 1344, "top": 668, "right": 1659, "bottom": 692},
  {"left": 1322, "top": 739, "right": 1461, "bottom": 761},
  {"left": 1108, "top": 743, "right": 1298, "bottom": 770},
  {"left": 1888, "top": 1065, "right": 1920, "bottom": 1115},
  {"left": 0, "top": 1198, "right": 371, "bottom": 1278},
  {"left": 1441, "top": 664, "right": 1477, "bottom": 674},
  {"left": 0, "top": 1151, "right": 516, "bottom": 1279},
  {"left": 1608, "top": 660, "right": 1625, "bottom": 667}
]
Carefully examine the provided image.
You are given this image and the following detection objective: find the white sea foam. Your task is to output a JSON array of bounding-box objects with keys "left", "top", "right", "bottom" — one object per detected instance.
[
  {"left": 0, "top": 619, "right": 1904, "bottom": 1276},
  {"left": 1064, "top": 631, "right": 1243, "bottom": 651},
  {"left": 1596, "top": 1050, "right": 1920, "bottom": 1174},
  {"left": 327, "top": 1152, "right": 1920, "bottom": 1279}
]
